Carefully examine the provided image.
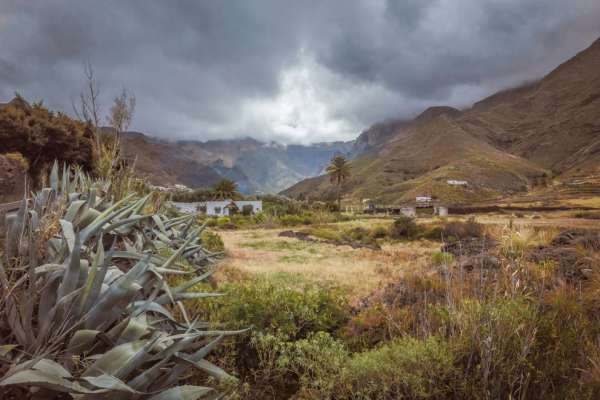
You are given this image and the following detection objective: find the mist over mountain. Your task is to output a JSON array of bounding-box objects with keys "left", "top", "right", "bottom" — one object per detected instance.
[{"left": 121, "top": 132, "right": 356, "bottom": 194}]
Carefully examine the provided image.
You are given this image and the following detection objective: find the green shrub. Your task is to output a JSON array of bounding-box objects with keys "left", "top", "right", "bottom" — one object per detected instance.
[
  {"left": 204, "top": 217, "right": 218, "bottom": 227},
  {"left": 304, "top": 226, "right": 343, "bottom": 242},
  {"left": 441, "top": 218, "right": 485, "bottom": 241},
  {"left": 201, "top": 278, "right": 350, "bottom": 340},
  {"left": 250, "top": 331, "right": 349, "bottom": 399},
  {"left": 370, "top": 225, "right": 389, "bottom": 239},
  {"left": 421, "top": 225, "right": 445, "bottom": 241},
  {"left": 279, "top": 214, "right": 305, "bottom": 226},
  {"left": 574, "top": 211, "right": 600, "bottom": 220},
  {"left": 192, "top": 278, "right": 351, "bottom": 398},
  {"left": 451, "top": 298, "right": 538, "bottom": 399},
  {"left": 252, "top": 212, "right": 267, "bottom": 224},
  {"left": 331, "top": 337, "right": 455, "bottom": 399},
  {"left": 342, "top": 227, "right": 371, "bottom": 242},
  {"left": 389, "top": 216, "right": 420, "bottom": 240},
  {"left": 216, "top": 216, "right": 233, "bottom": 228},
  {"left": 431, "top": 251, "right": 454, "bottom": 265},
  {"left": 201, "top": 229, "right": 225, "bottom": 252}
]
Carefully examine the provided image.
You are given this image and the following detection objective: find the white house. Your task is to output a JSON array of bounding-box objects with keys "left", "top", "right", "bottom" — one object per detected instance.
[
  {"left": 171, "top": 200, "right": 262, "bottom": 216},
  {"left": 170, "top": 202, "right": 203, "bottom": 214},
  {"left": 447, "top": 180, "right": 468, "bottom": 186},
  {"left": 205, "top": 200, "right": 262, "bottom": 216}
]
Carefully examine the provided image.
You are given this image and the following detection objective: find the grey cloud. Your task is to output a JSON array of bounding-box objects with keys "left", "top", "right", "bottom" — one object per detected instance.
[{"left": 0, "top": 0, "right": 599, "bottom": 143}]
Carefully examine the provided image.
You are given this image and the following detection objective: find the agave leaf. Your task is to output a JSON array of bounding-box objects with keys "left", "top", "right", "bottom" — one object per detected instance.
[
  {"left": 152, "top": 334, "right": 230, "bottom": 391},
  {"left": 147, "top": 385, "right": 213, "bottom": 400},
  {"left": 112, "top": 335, "right": 162, "bottom": 380},
  {"left": 83, "top": 340, "right": 148, "bottom": 377},
  {"left": 78, "top": 236, "right": 112, "bottom": 316},
  {"left": 152, "top": 215, "right": 168, "bottom": 235},
  {"left": 80, "top": 194, "right": 135, "bottom": 242},
  {"left": 155, "top": 269, "right": 215, "bottom": 305},
  {"left": 101, "top": 214, "right": 150, "bottom": 235},
  {"left": 34, "top": 263, "right": 64, "bottom": 274},
  {"left": 50, "top": 160, "right": 59, "bottom": 192},
  {"left": 128, "top": 194, "right": 151, "bottom": 217},
  {"left": 61, "top": 163, "right": 68, "bottom": 194},
  {"left": 176, "top": 357, "right": 233, "bottom": 381},
  {"left": 77, "top": 208, "right": 101, "bottom": 230},
  {"left": 115, "top": 315, "right": 151, "bottom": 344},
  {"left": 0, "top": 369, "right": 95, "bottom": 394},
  {"left": 155, "top": 292, "right": 223, "bottom": 305},
  {"left": 57, "top": 231, "right": 82, "bottom": 300},
  {"left": 33, "top": 359, "right": 72, "bottom": 378},
  {"left": 85, "top": 256, "right": 150, "bottom": 329},
  {"left": 29, "top": 209, "right": 40, "bottom": 231},
  {"left": 160, "top": 230, "right": 200, "bottom": 271},
  {"left": 60, "top": 219, "right": 76, "bottom": 253},
  {"left": 66, "top": 329, "right": 100, "bottom": 355},
  {"left": 64, "top": 200, "right": 86, "bottom": 222},
  {"left": 128, "top": 336, "right": 197, "bottom": 391},
  {"left": 82, "top": 374, "right": 139, "bottom": 393}
]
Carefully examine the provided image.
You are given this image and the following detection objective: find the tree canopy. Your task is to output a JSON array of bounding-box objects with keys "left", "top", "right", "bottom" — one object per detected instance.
[
  {"left": 0, "top": 95, "right": 96, "bottom": 183},
  {"left": 326, "top": 155, "right": 351, "bottom": 210},
  {"left": 212, "top": 178, "right": 239, "bottom": 200}
]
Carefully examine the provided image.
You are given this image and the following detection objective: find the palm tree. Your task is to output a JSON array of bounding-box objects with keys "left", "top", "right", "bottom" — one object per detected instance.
[
  {"left": 212, "top": 178, "right": 239, "bottom": 200},
  {"left": 326, "top": 155, "right": 351, "bottom": 211}
]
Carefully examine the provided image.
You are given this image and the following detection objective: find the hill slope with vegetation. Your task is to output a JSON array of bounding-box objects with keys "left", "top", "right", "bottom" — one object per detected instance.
[{"left": 282, "top": 37, "right": 600, "bottom": 205}]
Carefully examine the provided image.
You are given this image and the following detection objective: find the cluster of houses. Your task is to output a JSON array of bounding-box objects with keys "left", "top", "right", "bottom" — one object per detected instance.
[
  {"left": 363, "top": 195, "right": 449, "bottom": 217},
  {"left": 150, "top": 183, "right": 193, "bottom": 193},
  {"left": 171, "top": 200, "right": 263, "bottom": 216}
]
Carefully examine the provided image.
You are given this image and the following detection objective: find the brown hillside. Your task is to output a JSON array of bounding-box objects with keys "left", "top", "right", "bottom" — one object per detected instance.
[{"left": 282, "top": 37, "right": 600, "bottom": 205}]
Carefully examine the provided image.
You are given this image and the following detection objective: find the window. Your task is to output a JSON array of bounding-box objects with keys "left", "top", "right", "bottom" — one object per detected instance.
[
  {"left": 214, "top": 206, "right": 221, "bottom": 214},
  {"left": 242, "top": 204, "right": 254, "bottom": 215}
]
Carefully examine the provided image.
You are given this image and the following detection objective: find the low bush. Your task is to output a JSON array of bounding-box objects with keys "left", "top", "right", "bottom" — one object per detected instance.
[
  {"left": 217, "top": 215, "right": 235, "bottom": 229},
  {"left": 431, "top": 251, "right": 454, "bottom": 265},
  {"left": 370, "top": 225, "right": 388, "bottom": 239},
  {"left": 209, "top": 279, "right": 349, "bottom": 339},
  {"left": 441, "top": 217, "right": 485, "bottom": 242},
  {"left": 574, "top": 211, "right": 600, "bottom": 220},
  {"left": 330, "top": 337, "right": 456, "bottom": 400},
  {"left": 201, "top": 229, "right": 225, "bottom": 252},
  {"left": 190, "top": 277, "right": 350, "bottom": 398},
  {"left": 389, "top": 216, "right": 420, "bottom": 240}
]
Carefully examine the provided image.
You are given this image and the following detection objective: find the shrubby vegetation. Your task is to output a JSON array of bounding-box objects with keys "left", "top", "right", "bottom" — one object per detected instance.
[
  {"left": 0, "top": 95, "right": 96, "bottom": 183},
  {"left": 182, "top": 220, "right": 600, "bottom": 399}
]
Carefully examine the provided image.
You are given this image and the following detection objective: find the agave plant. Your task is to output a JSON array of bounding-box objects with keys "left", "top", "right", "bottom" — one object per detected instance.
[{"left": 0, "top": 162, "right": 238, "bottom": 399}]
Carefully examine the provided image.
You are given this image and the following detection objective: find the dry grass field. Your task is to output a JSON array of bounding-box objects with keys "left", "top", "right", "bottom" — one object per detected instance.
[
  {"left": 217, "top": 224, "right": 439, "bottom": 299},
  {"left": 214, "top": 212, "right": 599, "bottom": 299}
]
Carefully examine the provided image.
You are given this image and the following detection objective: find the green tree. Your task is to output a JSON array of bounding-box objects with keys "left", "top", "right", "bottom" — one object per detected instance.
[
  {"left": 326, "top": 155, "right": 351, "bottom": 211},
  {"left": 0, "top": 94, "right": 95, "bottom": 185},
  {"left": 212, "top": 178, "right": 239, "bottom": 200}
]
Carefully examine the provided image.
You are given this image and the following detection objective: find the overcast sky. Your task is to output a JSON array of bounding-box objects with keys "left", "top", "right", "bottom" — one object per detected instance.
[{"left": 1, "top": 1, "right": 600, "bottom": 144}]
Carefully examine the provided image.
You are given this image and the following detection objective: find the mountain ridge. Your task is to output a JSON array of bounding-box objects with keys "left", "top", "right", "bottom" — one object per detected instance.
[{"left": 281, "top": 36, "right": 600, "bottom": 205}]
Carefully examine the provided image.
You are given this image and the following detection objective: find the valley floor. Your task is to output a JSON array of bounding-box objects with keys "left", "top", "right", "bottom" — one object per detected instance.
[
  {"left": 216, "top": 221, "right": 438, "bottom": 299},
  {"left": 214, "top": 212, "right": 599, "bottom": 299}
]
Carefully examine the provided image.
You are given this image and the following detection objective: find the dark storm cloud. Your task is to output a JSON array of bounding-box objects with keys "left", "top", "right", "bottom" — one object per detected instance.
[{"left": 1, "top": 0, "right": 599, "bottom": 143}]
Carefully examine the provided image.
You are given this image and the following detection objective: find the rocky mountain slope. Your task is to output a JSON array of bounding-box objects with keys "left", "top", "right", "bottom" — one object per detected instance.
[
  {"left": 121, "top": 133, "right": 354, "bottom": 193},
  {"left": 282, "top": 37, "right": 600, "bottom": 205}
]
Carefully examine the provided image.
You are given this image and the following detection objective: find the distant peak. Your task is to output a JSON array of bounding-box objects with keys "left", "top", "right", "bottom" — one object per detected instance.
[{"left": 415, "top": 106, "right": 461, "bottom": 123}]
